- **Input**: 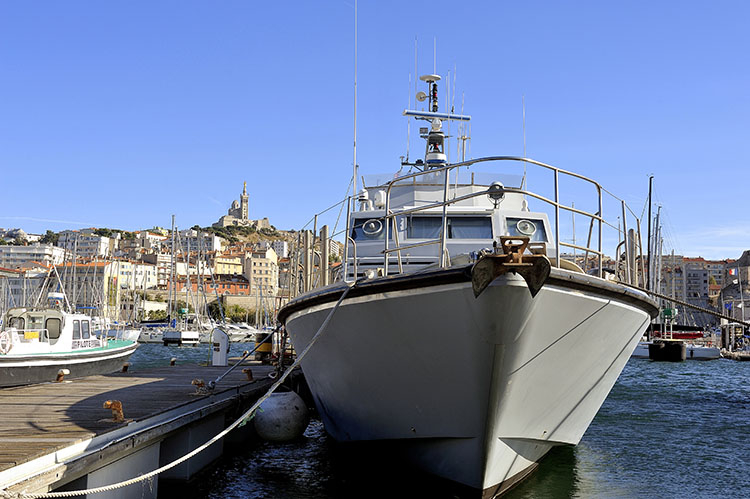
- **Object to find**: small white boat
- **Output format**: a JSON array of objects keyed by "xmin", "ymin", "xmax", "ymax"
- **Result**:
[
  {"xmin": 631, "ymin": 340, "xmax": 651, "ymax": 358},
  {"xmin": 162, "ymin": 328, "xmax": 200, "ymax": 346},
  {"xmin": 138, "ymin": 329, "xmax": 164, "ymax": 343},
  {"xmin": 685, "ymin": 343, "xmax": 720, "ymax": 360},
  {"xmin": 0, "ymin": 294, "xmax": 138, "ymax": 387}
]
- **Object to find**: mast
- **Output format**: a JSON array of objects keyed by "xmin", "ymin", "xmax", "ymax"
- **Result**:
[
  {"xmin": 647, "ymin": 175, "xmax": 653, "ymax": 291},
  {"xmin": 168, "ymin": 215, "xmax": 176, "ymax": 321}
]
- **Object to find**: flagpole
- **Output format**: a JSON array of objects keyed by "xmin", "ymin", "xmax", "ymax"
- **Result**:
[{"xmin": 738, "ymin": 264, "xmax": 745, "ymax": 323}]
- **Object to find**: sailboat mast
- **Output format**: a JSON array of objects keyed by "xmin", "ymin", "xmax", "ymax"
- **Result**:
[{"xmin": 168, "ymin": 215, "xmax": 175, "ymax": 321}]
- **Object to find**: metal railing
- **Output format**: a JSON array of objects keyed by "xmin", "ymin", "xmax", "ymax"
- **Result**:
[{"xmin": 355, "ymin": 156, "xmax": 647, "ymax": 284}]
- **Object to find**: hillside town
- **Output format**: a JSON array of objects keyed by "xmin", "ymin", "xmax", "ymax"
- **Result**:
[
  {"xmin": 0, "ymin": 182, "xmax": 748, "ymax": 328},
  {"xmin": 0, "ymin": 183, "xmax": 342, "ymax": 323}
]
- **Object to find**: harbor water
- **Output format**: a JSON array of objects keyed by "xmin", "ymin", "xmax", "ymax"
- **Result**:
[{"xmin": 129, "ymin": 345, "xmax": 750, "ymax": 498}]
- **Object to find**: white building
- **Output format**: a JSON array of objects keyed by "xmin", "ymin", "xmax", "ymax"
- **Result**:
[
  {"xmin": 167, "ymin": 229, "xmax": 223, "ymax": 253},
  {"xmin": 0, "ymin": 244, "xmax": 67, "ymax": 268},
  {"xmin": 243, "ymin": 246, "xmax": 279, "ymax": 296},
  {"xmin": 271, "ymin": 240, "xmax": 288, "ymax": 259},
  {"xmin": 58, "ymin": 229, "xmax": 117, "ymax": 259}
]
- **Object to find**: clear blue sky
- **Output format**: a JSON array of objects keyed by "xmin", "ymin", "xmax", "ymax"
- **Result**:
[{"xmin": 1, "ymin": 1, "xmax": 748, "ymax": 260}]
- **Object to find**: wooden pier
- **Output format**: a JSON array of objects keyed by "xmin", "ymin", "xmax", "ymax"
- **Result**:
[{"xmin": 0, "ymin": 361, "xmax": 287, "ymax": 498}]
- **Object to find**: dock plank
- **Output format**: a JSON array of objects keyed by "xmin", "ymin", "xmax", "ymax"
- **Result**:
[{"xmin": 0, "ymin": 362, "xmax": 276, "ymax": 480}]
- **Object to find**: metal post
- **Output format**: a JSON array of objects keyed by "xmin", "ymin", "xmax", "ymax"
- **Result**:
[
  {"xmin": 440, "ymin": 169, "xmax": 449, "ymax": 268},
  {"xmin": 312, "ymin": 215, "xmax": 318, "ymax": 288},
  {"xmin": 597, "ymin": 187, "xmax": 603, "ymax": 278},
  {"xmin": 302, "ymin": 231, "xmax": 311, "ymax": 293},
  {"xmin": 621, "ymin": 201, "xmax": 630, "ymax": 284},
  {"xmin": 647, "ymin": 175, "xmax": 653, "ymax": 290},
  {"xmin": 343, "ymin": 194, "xmax": 352, "ymax": 282},
  {"xmin": 321, "ymin": 225, "xmax": 329, "ymax": 287},
  {"xmin": 554, "ymin": 170, "xmax": 560, "ymax": 268}
]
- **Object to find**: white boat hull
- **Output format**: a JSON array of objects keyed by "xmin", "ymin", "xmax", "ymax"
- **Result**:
[
  {"xmin": 283, "ymin": 269, "xmax": 654, "ymax": 495},
  {"xmin": 631, "ymin": 341, "xmax": 721, "ymax": 360}
]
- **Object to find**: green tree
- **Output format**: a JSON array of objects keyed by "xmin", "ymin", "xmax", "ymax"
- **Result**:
[
  {"xmin": 40, "ymin": 230, "xmax": 59, "ymax": 245},
  {"xmin": 147, "ymin": 310, "xmax": 167, "ymax": 320}
]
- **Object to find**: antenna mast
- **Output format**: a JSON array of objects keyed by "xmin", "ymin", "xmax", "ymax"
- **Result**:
[
  {"xmin": 522, "ymin": 95, "xmax": 527, "ymax": 189},
  {"xmin": 352, "ymin": 0, "xmax": 358, "ymax": 202}
]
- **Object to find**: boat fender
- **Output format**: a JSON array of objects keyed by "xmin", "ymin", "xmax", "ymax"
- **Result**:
[
  {"xmin": 0, "ymin": 331, "xmax": 11, "ymax": 354},
  {"xmin": 253, "ymin": 391, "xmax": 309, "ymax": 442}
]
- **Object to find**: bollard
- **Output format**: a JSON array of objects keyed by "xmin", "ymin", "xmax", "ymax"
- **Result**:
[
  {"xmin": 56, "ymin": 369, "xmax": 70, "ymax": 382},
  {"xmin": 170, "ymin": 357, "xmax": 177, "ymax": 366},
  {"xmin": 191, "ymin": 378, "xmax": 209, "ymax": 395},
  {"xmin": 103, "ymin": 400, "xmax": 125, "ymax": 422},
  {"xmin": 121, "ymin": 363, "xmax": 130, "ymax": 373},
  {"xmin": 242, "ymin": 368, "xmax": 254, "ymax": 381}
]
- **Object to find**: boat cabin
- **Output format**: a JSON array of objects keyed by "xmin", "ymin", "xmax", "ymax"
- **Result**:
[{"xmin": 1, "ymin": 307, "xmax": 103, "ymax": 355}]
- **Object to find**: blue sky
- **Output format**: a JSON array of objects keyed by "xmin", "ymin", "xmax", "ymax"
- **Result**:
[{"xmin": 1, "ymin": 1, "xmax": 748, "ymax": 260}]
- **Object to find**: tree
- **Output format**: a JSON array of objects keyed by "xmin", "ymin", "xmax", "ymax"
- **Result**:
[
  {"xmin": 147, "ymin": 310, "xmax": 167, "ymax": 320},
  {"xmin": 709, "ymin": 275, "xmax": 717, "ymax": 286},
  {"xmin": 40, "ymin": 230, "xmax": 59, "ymax": 245}
]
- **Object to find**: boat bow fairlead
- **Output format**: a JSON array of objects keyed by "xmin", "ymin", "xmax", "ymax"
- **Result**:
[{"xmin": 471, "ymin": 236, "xmax": 551, "ymax": 298}]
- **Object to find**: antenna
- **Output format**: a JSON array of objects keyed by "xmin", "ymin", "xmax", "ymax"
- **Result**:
[
  {"xmin": 414, "ymin": 37, "xmax": 418, "ymax": 109},
  {"xmin": 352, "ymin": 0, "xmax": 358, "ymax": 202},
  {"xmin": 522, "ymin": 95, "xmax": 527, "ymax": 190},
  {"xmin": 433, "ymin": 37, "xmax": 437, "ymax": 74},
  {"xmin": 406, "ymin": 73, "xmax": 411, "ymax": 162}
]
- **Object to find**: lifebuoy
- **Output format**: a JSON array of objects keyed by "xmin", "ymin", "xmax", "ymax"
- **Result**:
[{"xmin": 0, "ymin": 331, "xmax": 12, "ymax": 354}]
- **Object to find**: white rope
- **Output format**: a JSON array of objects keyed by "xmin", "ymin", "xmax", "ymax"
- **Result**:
[{"xmin": 6, "ymin": 282, "xmax": 356, "ymax": 498}]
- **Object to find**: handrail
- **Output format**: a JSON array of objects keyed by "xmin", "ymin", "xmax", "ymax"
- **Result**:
[{"xmin": 375, "ymin": 156, "xmax": 646, "ymax": 281}]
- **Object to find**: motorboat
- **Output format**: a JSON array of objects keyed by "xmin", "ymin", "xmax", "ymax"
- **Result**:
[
  {"xmin": 162, "ymin": 328, "xmax": 200, "ymax": 346},
  {"xmin": 0, "ymin": 293, "xmax": 138, "ymax": 387},
  {"xmin": 278, "ymin": 73, "xmax": 658, "ymax": 496}
]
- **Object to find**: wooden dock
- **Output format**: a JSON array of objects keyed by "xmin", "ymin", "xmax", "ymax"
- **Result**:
[{"xmin": 0, "ymin": 361, "xmax": 284, "ymax": 498}]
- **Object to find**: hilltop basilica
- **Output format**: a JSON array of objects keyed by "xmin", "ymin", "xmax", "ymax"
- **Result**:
[{"xmin": 213, "ymin": 182, "xmax": 270, "ymax": 229}]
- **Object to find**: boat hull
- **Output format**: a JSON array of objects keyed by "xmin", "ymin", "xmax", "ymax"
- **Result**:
[
  {"xmin": 282, "ymin": 268, "xmax": 655, "ymax": 495},
  {"xmin": 0, "ymin": 341, "xmax": 138, "ymax": 388}
]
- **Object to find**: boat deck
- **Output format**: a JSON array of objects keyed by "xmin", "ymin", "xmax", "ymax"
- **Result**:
[{"xmin": 0, "ymin": 361, "xmax": 278, "ymax": 493}]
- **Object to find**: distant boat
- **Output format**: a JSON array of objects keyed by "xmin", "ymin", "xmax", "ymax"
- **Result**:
[
  {"xmin": 162, "ymin": 328, "xmax": 200, "ymax": 346},
  {"xmin": 631, "ymin": 323, "xmax": 721, "ymax": 361},
  {"xmin": 0, "ymin": 294, "xmax": 137, "ymax": 387}
]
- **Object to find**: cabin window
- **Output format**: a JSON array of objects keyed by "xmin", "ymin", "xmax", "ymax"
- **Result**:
[
  {"xmin": 407, "ymin": 216, "xmax": 493, "ymax": 239},
  {"xmin": 407, "ymin": 217, "xmax": 442, "ymax": 239},
  {"xmin": 73, "ymin": 320, "xmax": 81, "ymax": 339},
  {"xmin": 448, "ymin": 217, "xmax": 493, "ymax": 239},
  {"xmin": 351, "ymin": 218, "xmax": 385, "ymax": 241},
  {"xmin": 81, "ymin": 321, "xmax": 90, "ymax": 339},
  {"xmin": 46, "ymin": 318, "xmax": 61, "ymax": 340},
  {"xmin": 9, "ymin": 317, "xmax": 24, "ymax": 330},
  {"xmin": 28, "ymin": 316, "xmax": 44, "ymax": 332}
]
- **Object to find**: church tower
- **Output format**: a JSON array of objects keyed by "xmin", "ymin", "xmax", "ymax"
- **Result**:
[{"xmin": 241, "ymin": 181, "xmax": 249, "ymax": 220}]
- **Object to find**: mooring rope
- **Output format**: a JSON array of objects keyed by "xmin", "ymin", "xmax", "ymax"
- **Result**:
[
  {"xmin": 3, "ymin": 282, "xmax": 356, "ymax": 498},
  {"xmin": 208, "ymin": 329, "xmax": 276, "ymax": 390},
  {"xmin": 622, "ymin": 282, "xmax": 750, "ymax": 329}
]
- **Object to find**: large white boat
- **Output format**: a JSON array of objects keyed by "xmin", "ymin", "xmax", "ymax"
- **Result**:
[
  {"xmin": 0, "ymin": 294, "xmax": 138, "ymax": 388},
  {"xmin": 278, "ymin": 74, "xmax": 658, "ymax": 496}
]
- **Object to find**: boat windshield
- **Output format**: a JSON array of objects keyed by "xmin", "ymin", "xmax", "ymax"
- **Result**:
[{"xmin": 407, "ymin": 216, "xmax": 493, "ymax": 239}]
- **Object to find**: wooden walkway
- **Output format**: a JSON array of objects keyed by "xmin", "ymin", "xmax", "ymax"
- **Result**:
[{"xmin": 0, "ymin": 361, "xmax": 277, "ymax": 492}]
